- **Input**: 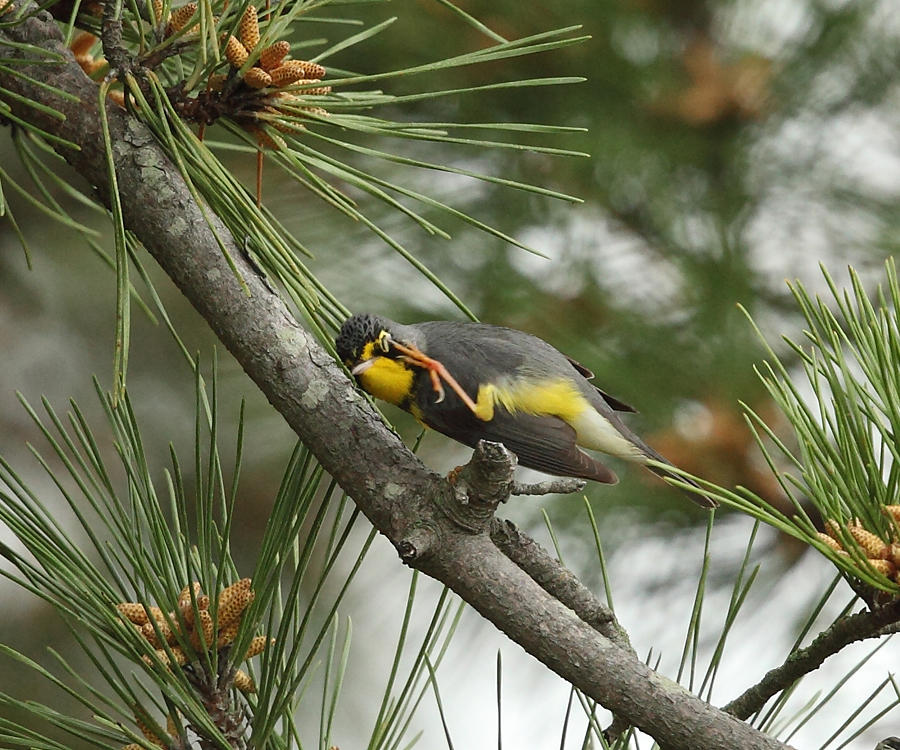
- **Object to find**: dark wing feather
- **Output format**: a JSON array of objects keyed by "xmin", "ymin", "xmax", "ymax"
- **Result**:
[
  {"xmin": 564, "ymin": 355, "xmax": 636, "ymax": 413},
  {"xmin": 420, "ymin": 394, "xmax": 618, "ymax": 484}
]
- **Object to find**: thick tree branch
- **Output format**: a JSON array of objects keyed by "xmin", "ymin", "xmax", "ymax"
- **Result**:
[
  {"xmin": 723, "ymin": 598, "xmax": 900, "ymax": 720},
  {"xmin": 0, "ymin": 10, "xmax": 794, "ymax": 749}
]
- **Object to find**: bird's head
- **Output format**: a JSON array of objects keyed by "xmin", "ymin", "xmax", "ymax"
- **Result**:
[
  {"xmin": 336, "ymin": 314, "xmax": 430, "ymax": 406},
  {"xmin": 336, "ymin": 313, "xmax": 403, "ymax": 375}
]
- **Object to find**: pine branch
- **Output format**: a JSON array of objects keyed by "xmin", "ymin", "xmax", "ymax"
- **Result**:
[
  {"xmin": 0, "ymin": 8, "xmax": 794, "ymax": 750},
  {"xmin": 723, "ymin": 598, "xmax": 900, "ymax": 720}
]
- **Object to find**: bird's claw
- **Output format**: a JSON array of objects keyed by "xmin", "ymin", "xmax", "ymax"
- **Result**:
[{"xmin": 429, "ymin": 369, "xmax": 446, "ymax": 403}]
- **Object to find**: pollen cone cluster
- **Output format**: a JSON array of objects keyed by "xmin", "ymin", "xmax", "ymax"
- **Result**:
[
  {"xmin": 116, "ymin": 578, "xmax": 273, "ymax": 694},
  {"xmin": 219, "ymin": 5, "xmax": 331, "ymax": 148},
  {"xmin": 122, "ymin": 712, "xmax": 181, "ymax": 750},
  {"xmin": 817, "ymin": 506, "xmax": 900, "ymax": 587}
]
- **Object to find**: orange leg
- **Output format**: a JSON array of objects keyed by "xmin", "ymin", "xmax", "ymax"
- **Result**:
[{"xmin": 389, "ymin": 340, "xmax": 479, "ymax": 416}]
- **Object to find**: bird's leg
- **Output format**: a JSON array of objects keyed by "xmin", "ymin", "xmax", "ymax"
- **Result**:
[{"xmin": 388, "ymin": 340, "xmax": 480, "ymax": 416}]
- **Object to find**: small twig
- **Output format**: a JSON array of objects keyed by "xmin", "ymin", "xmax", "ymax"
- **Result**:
[
  {"xmin": 490, "ymin": 517, "xmax": 636, "ymax": 741},
  {"xmin": 100, "ymin": 0, "xmax": 133, "ymax": 77},
  {"xmin": 490, "ymin": 517, "xmax": 631, "ymax": 650},
  {"xmin": 723, "ymin": 598, "xmax": 900, "ymax": 719},
  {"xmin": 511, "ymin": 477, "xmax": 586, "ymax": 496}
]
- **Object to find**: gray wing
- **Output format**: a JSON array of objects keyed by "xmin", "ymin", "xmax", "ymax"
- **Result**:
[
  {"xmin": 420, "ymin": 397, "xmax": 618, "ymax": 484},
  {"xmin": 564, "ymin": 355, "xmax": 637, "ymax": 413}
]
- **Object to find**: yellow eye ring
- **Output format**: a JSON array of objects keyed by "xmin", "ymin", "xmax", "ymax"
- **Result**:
[{"xmin": 378, "ymin": 331, "xmax": 392, "ymax": 353}]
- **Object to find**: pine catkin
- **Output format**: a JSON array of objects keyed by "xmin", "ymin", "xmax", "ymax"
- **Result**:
[
  {"xmin": 224, "ymin": 34, "xmax": 249, "ymax": 68},
  {"xmin": 847, "ymin": 523, "xmax": 890, "ymax": 560},
  {"xmin": 259, "ymin": 40, "xmax": 290, "ymax": 71},
  {"xmin": 239, "ymin": 5, "xmax": 260, "ymax": 51},
  {"xmin": 167, "ymin": 2, "xmax": 197, "ymax": 33},
  {"xmin": 233, "ymin": 668, "xmax": 255, "ymax": 693},
  {"xmin": 217, "ymin": 578, "xmax": 253, "ymax": 628},
  {"xmin": 243, "ymin": 67, "xmax": 273, "ymax": 89}
]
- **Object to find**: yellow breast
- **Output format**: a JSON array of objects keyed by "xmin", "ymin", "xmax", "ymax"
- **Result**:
[{"xmin": 357, "ymin": 355, "xmax": 415, "ymax": 407}]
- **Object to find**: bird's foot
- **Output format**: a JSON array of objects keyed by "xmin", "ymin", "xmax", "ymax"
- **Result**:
[{"xmin": 391, "ymin": 340, "xmax": 480, "ymax": 416}]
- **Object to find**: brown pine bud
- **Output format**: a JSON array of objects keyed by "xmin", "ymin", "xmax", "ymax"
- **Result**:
[
  {"xmin": 177, "ymin": 582, "xmax": 202, "ymax": 608},
  {"xmin": 107, "ymin": 89, "xmax": 126, "ymax": 108},
  {"xmin": 117, "ymin": 602, "xmax": 150, "ymax": 625},
  {"xmin": 884, "ymin": 505, "xmax": 900, "ymax": 524},
  {"xmin": 167, "ymin": 2, "xmax": 197, "ymax": 33},
  {"xmin": 300, "ymin": 106, "xmax": 328, "ymax": 117},
  {"xmin": 142, "ymin": 646, "xmax": 187, "ymax": 668},
  {"xmin": 259, "ymin": 40, "xmax": 290, "ymax": 71},
  {"xmin": 224, "ymin": 34, "xmax": 249, "ymax": 68},
  {"xmin": 71, "ymin": 31, "xmax": 97, "ymax": 57},
  {"xmin": 267, "ymin": 90, "xmax": 298, "ymax": 106},
  {"xmin": 865, "ymin": 558, "xmax": 896, "ymax": 578},
  {"xmin": 823, "ymin": 519, "xmax": 842, "ymax": 541},
  {"xmin": 292, "ymin": 82, "xmax": 331, "ymax": 96},
  {"xmin": 259, "ymin": 107, "xmax": 303, "ymax": 133},
  {"xmin": 217, "ymin": 578, "xmax": 253, "ymax": 628},
  {"xmin": 243, "ymin": 67, "xmax": 273, "ymax": 89},
  {"xmin": 181, "ymin": 593, "xmax": 209, "ymax": 625},
  {"xmin": 76, "ymin": 54, "xmax": 107, "ymax": 75},
  {"xmin": 271, "ymin": 118, "xmax": 304, "ymax": 134},
  {"xmin": 890, "ymin": 543, "xmax": 900, "ymax": 568},
  {"xmin": 847, "ymin": 523, "xmax": 890, "ymax": 559},
  {"xmin": 239, "ymin": 4, "xmax": 260, "ymax": 51},
  {"xmin": 217, "ymin": 620, "xmax": 241, "ymax": 647},
  {"xmin": 233, "ymin": 668, "xmax": 255, "ymax": 693},
  {"xmin": 140, "ymin": 619, "xmax": 177, "ymax": 648},
  {"xmin": 253, "ymin": 127, "xmax": 287, "ymax": 151},
  {"xmin": 150, "ymin": 0, "xmax": 164, "ymax": 23},
  {"xmin": 117, "ymin": 603, "xmax": 164, "ymax": 625},
  {"xmin": 0, "ymin": 0, "xmax": 15, "ymax": 14},
  {"xmin": 206, "ymin": 73, "xmax": 228, "ymax": 91},
  {"xmin": 136, "ymin": 716, "xmax": 163, "ymax": 746},
  {"xmin": 268, "ymin": 59, "xmax": 325, "ymax": 86},
  {"xmin": 816, "ymin": 532, "xmax": 843, "ymax": 552},
  {"xmin": 245, "ymin": 635, "xmax": 274, "ymax": 659},
  {"xmin": 190, "ymin": 609, "xmax": 215, "ymax": 650}
]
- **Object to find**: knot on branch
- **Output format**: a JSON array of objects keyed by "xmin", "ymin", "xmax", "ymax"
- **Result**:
[
  {"xmin": 395, "ymin": 525, "xmax": 438, "ymax": 565},
  {"xmin": 436, "ymin": 441, "xmax": 587, "ymax": 535},
  {"xmin": 437, "ymin": 440, "xmax": 516, "ymax": 533}
]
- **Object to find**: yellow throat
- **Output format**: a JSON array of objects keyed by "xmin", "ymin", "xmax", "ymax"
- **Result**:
[{"xmin": 355, "ymin": 341, "xmax": 415, "ymax": 406}]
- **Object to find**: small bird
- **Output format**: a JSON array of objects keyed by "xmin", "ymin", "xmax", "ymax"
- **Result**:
[{"xmin": 336, "ymin": 313, "xmax": 716, "ymax": 508}]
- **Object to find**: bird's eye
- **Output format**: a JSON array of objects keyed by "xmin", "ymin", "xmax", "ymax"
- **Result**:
[{"xmin": 377, "ymin": 331, "xmax": 392, "ymax": 353}]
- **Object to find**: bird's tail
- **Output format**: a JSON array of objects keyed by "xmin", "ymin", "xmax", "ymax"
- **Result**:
[
  {"xmin": 645, "ymin": 462, "xmax": 718, "ymax": 508},
  {"xmin": 634, "ymin": 444, "xmax": 718, "ymax": 508}
]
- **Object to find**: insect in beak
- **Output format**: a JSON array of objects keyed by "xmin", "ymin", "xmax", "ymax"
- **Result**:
[{"xmin": 351, "ymin": 359, "xmax": 376, "ymax": 376}]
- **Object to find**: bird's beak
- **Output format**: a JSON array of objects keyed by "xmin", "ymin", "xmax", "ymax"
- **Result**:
[{"xmin": 351, "ymin": 359, "xmax": 376, "ymax": 376}]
